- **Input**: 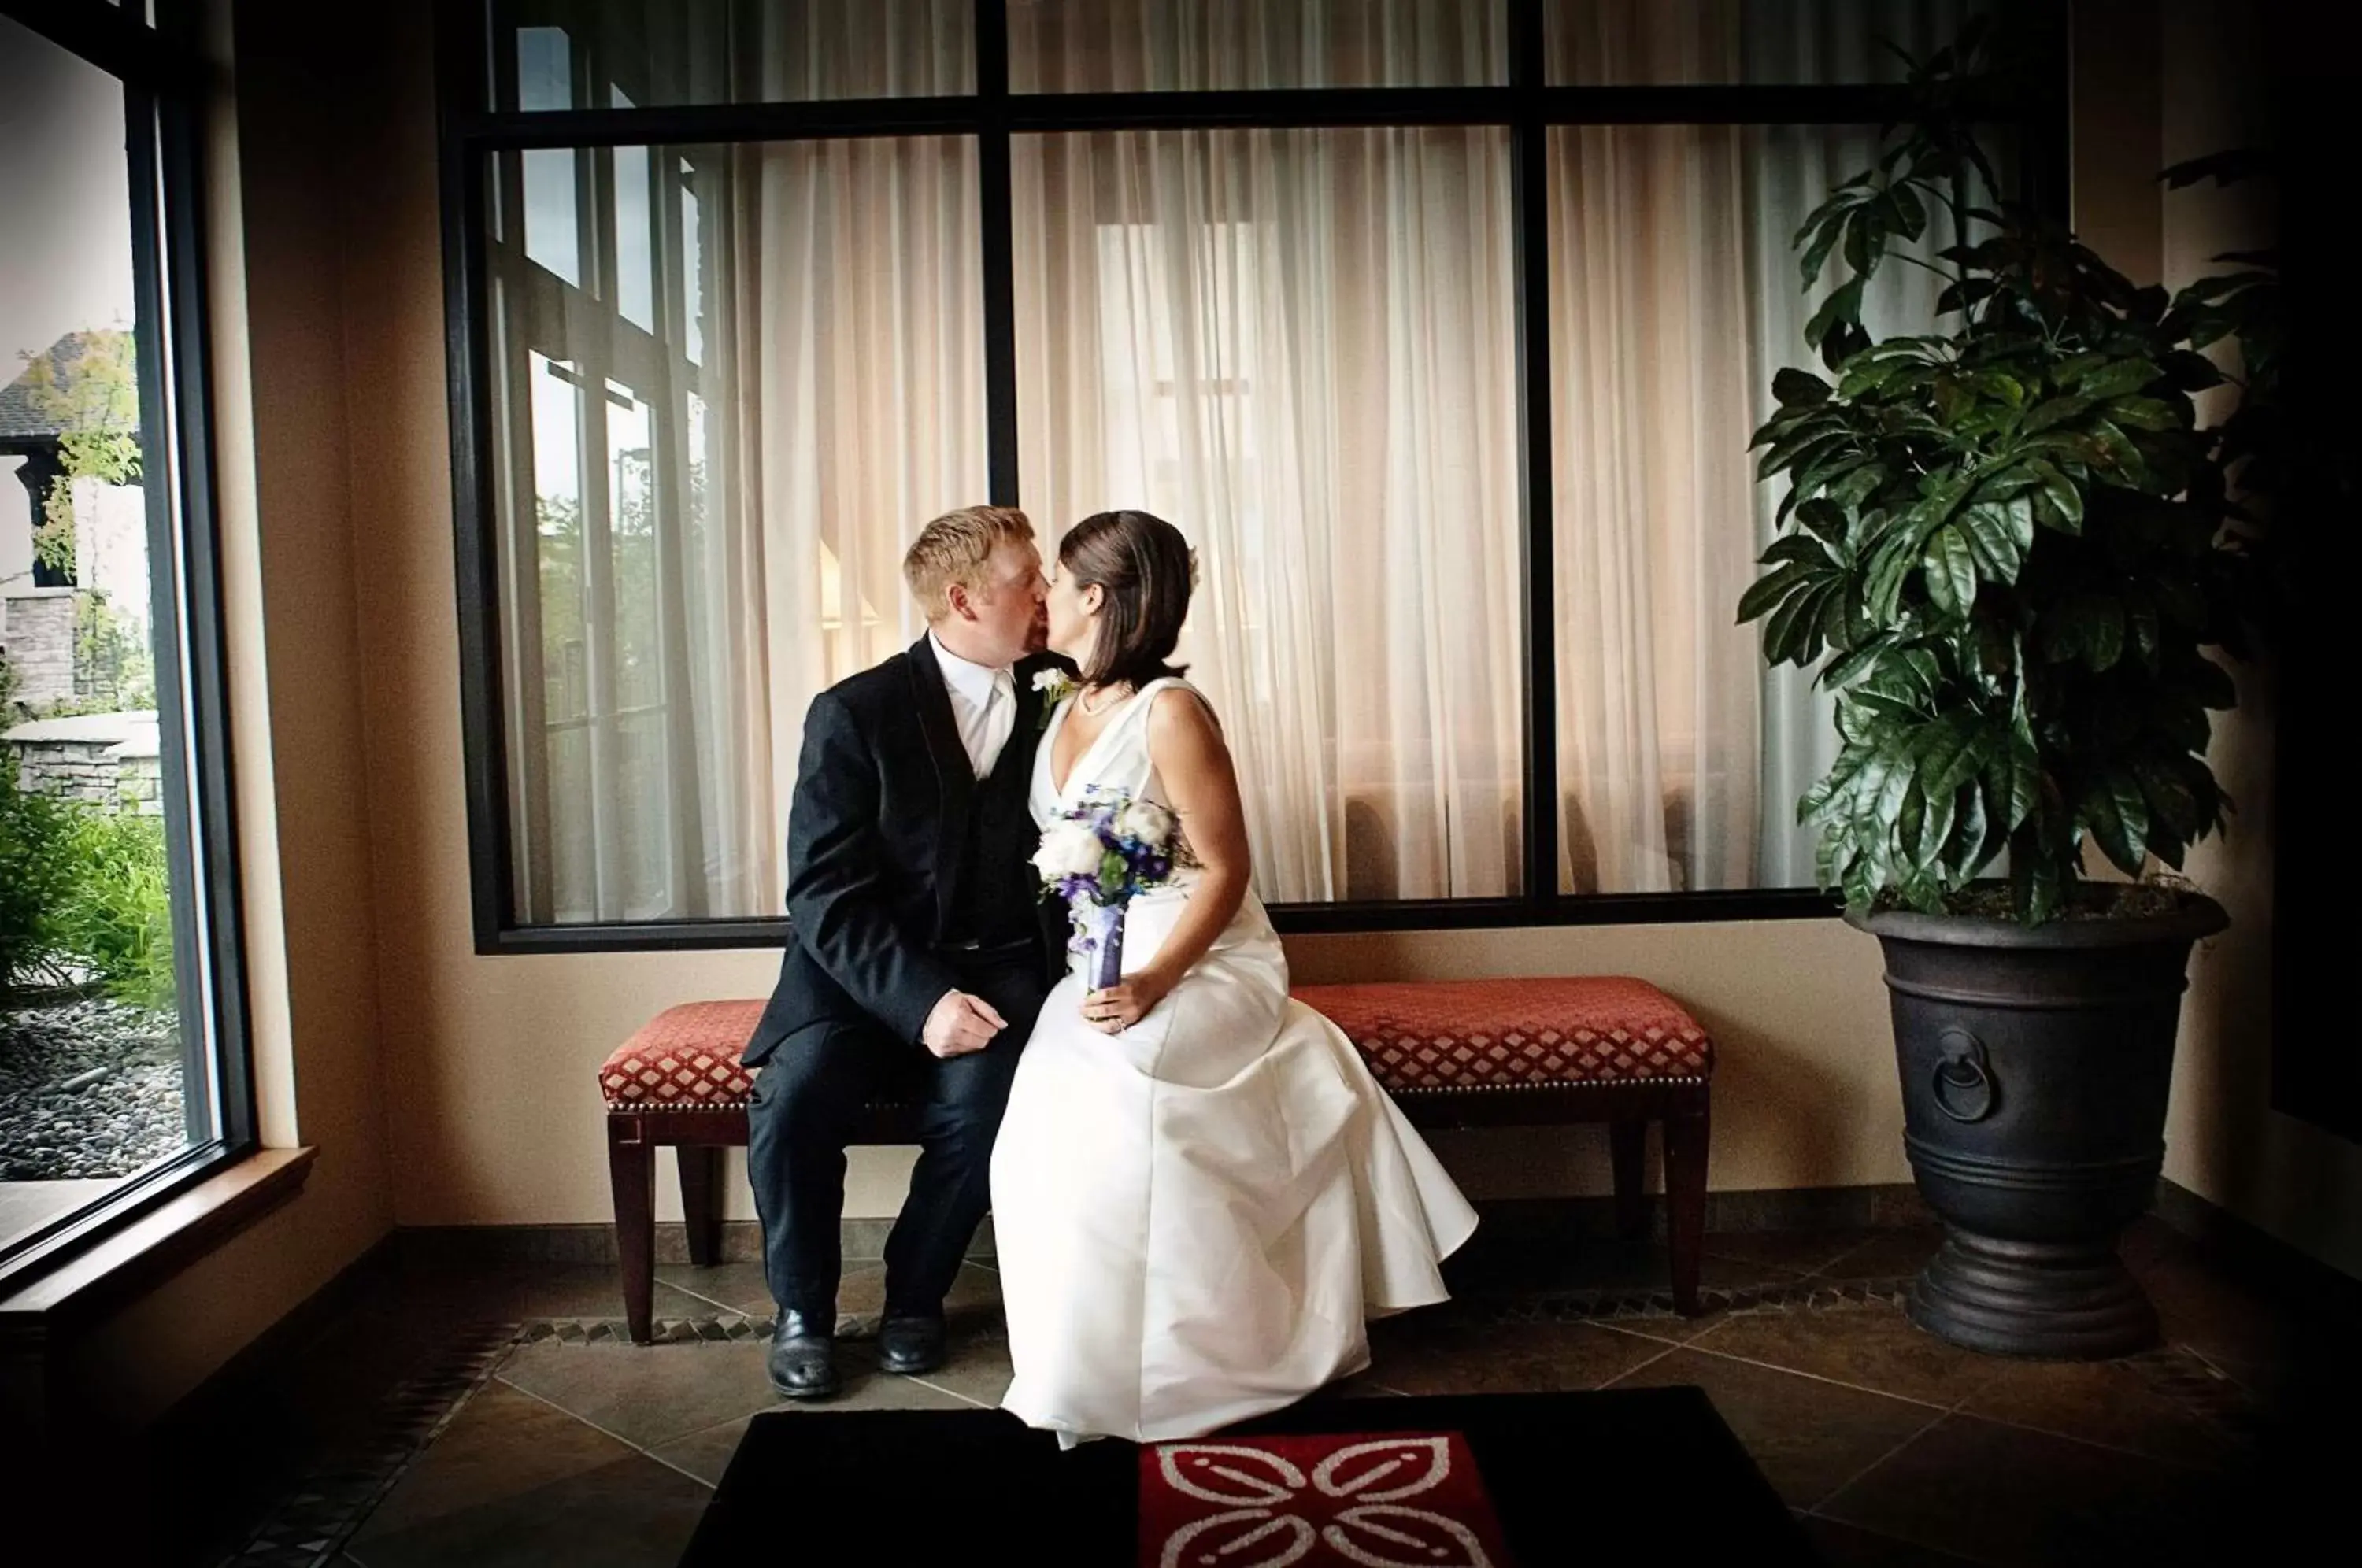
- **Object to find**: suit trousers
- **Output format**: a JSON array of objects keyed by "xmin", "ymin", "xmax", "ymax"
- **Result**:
[{"xmin": 746, "ymin": 950, "xmax": 1050, "ymax": 1320}]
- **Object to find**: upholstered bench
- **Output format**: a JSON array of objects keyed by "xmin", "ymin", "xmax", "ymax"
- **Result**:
[{"xmin": 601, "ymin": 978, "xmax": 1715, "ymax": 1344}]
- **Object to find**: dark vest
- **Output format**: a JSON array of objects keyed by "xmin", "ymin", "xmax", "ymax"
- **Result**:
[{"xmin": 942, "ymin": 732, "xmax": 1044, "ymax": 949}]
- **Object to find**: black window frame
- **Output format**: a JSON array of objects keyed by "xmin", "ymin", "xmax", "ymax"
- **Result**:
[
  {"xmin": 435, "ymin": 0, "xmax": 2066, "ymax": 954},
  {"xmin": 0, "ymin": 0, "xmax": 256, "ymax": 1285}
]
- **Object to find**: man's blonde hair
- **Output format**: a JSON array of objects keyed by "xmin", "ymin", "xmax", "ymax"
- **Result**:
[{"xmin": 903, "ymin": 505, "xmax": 1035, "ymax": 621}]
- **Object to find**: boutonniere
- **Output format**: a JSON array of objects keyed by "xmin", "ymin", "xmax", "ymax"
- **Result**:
[{"xmin": 1032, "ymin": 668, "xmax": 1076, "ymax": 730}]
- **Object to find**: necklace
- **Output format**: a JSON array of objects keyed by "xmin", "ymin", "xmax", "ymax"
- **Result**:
[{"xmin": 1075, "ymin": 682, "xmax": 1132, "ymax": 717}]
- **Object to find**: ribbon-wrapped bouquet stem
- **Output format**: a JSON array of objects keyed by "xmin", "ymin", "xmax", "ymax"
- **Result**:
[{"xmin": 1032, "ymin": 786, "xmax": 1178, "ymax": 992}]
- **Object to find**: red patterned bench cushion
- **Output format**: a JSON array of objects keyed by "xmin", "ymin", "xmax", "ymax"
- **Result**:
[
  {"xmin": 1291, "ymin": 976, "xmax": 1713, "ymax": 1093},
  {"xmin": 599, "ymin": 978, "xmax": 1712, "ymax": 1111},
  {"xmin": 600, "ymin": 1000, "xmax": 764, "ymax": 1109}
]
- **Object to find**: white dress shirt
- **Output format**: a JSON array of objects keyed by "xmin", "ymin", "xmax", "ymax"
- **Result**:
[{"xmin": 929, "ymin": 631, "xmax": 1016, "ymax": 779}]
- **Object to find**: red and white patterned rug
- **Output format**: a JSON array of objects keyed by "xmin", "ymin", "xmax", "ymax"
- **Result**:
[{"xmin": 1138, "ymin": 1430, "xmax": 1512, "ymax": 1567}]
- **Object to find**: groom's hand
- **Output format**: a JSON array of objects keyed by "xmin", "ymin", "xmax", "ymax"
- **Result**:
[{"xmin": 922, "ymin": 989, "xmax": 1008, "ymax": 1058}]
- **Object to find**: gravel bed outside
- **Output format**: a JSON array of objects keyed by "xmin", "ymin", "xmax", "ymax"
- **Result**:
[{"xmin": 1, "ymin": 995, "xmax": 187, "ymax": 1181}]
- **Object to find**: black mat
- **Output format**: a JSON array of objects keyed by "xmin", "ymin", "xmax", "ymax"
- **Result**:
[{"xmin": 683, "ymin": 1388, "xmax": 1818, "ymax": 1564}]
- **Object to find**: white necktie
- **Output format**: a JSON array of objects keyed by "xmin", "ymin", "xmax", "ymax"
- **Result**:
[{"xmin": 975, "ymin": 667, "xmax": 1015, "ymax": 778}]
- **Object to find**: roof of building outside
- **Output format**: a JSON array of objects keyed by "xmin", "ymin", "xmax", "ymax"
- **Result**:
[{"xmin": 0, "ymin": 330, "xmax": 139, "ymax": 442}]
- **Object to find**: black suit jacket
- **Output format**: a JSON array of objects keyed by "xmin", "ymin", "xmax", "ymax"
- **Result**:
[{"xmin": 743, "ymin": 636, "xmax": 1067, "ymax": 1066}]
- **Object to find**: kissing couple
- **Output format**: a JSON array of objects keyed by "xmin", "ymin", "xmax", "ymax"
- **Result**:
[{"xmin": 739, "ymin": 504, "xmax": 1476, "ymax": 1446}]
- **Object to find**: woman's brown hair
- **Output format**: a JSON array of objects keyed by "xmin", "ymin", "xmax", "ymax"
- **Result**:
[{"xmin": 1061, "ymin": 509, "xmax": 1194, "ymax": 689}]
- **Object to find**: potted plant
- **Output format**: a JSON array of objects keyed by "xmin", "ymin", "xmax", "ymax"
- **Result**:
[{"xmin": 1741, "ymin": 23, "xmax": 2277, "ymax": 1357}]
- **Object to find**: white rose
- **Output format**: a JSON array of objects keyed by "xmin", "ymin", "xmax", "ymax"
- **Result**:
[
  {"xmin": 1032, "ymin": 822, "xmax": 1106, "ymax": 880},
  {"xmin": 1115, "ymin": 800, "xmax": 1175, "ymax": 847}
]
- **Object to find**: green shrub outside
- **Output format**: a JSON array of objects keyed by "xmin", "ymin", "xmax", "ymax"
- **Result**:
[{"xmin": 0, "ymin": 746, "xmax": 176, "ymax": 1011}]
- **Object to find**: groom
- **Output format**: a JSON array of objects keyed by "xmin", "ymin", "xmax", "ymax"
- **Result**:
[{"xmin": 742, "ymin": 505, "xmax": 1065, "ymax": 1400}]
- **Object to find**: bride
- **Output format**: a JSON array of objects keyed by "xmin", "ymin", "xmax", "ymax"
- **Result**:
[{"xmin": 990, "ymin": 508, "xmax": 1478, "ymax": 1446}]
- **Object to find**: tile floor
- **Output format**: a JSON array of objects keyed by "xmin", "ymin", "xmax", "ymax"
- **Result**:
[{"xmin": 178, "ymin": 1215, "xmax": 2345, "ymax": 1568}]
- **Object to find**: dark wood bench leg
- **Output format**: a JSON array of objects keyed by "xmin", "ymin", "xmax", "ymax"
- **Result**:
[
  {"xmin": 1609, "ymin": 1119, "xmax": 1649, "ymax": 1241},
  {"xmin": 1664, "ymin": 1100, "xmax": 1711, "ymax": 1316},
  {"xmin": 679, "ymin": 1144, "xmax": 724, "ymax": 1267},
  {"xmin": 607, "ymin": 1119, "xmax": 656, "ymax": 1344}
]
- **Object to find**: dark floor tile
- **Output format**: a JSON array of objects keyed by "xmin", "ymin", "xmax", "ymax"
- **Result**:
[
  {"xmin": 495, "ymin": 1335, "xmax": 972, "ymax": 1451},
  {"xmin": 1959, "ymin": 1352, "xmax": 2252, "ymax": 1469},
  {"xmin": 352, "ymin": 1381, "xmax": 640, "ymax": 1543},
  {"xmin": 655, "ymin": 1259, "xmax": 1004, "ymax": 1341},
  {"xmin": 342, "ymin": 1451, "xmax": 709, "ymax": 1568},
  {"xmin": 1368, "ymin": 1316, "xmax": 1678, "ymax": 1397},
  {"xmin": 1814, "ymin": 1226, "xmax": 1943, "ymax": 1281},
  {"xmin": 1608, "ymin": 1348, "xmax": 1939, "ymax": 1509},
  {"xmin": 652, "ymin": 1260, "xmax": 780, "ymax": 1318},
  {"xmin": 1819, "ymin": 1413, "xmax": 2242, "ymax": 1566},
  {"xmin": 492, "ymin": 1339, "xmax": 781, "ymax": 1450},
  {"xmin": 2119, "ymin": 1214, "xmax": 2197, "ymax": 1278},
  {"xmin": 1702, "ymin": 1229, "xmax": 1885, "ymax": 1277},
  {"xmin": 645, "ymin": 1414, "xmax": 753, "ymax": 1487},
  {"xmin": 1801, "ymin": 1514, "xmax": 1986, "ymax": 1566},
  {"xmin": 907, "ymin": 1332, "xmax": 1014, "ymax": 1408},
  {"xmin": 1448, "ymin": 1233, "xmax": 1807, "ymax": 1295},
  {"xmin": 391, "ymin": 1261, "xmax": 713, "ymax": 1325},
  {"xmin": 2138, "ymin": 1248, "xmax": 2305, "ymax": 1387},
  {"xmin": 1692, "ymin": 1301, "xmax": 2000, "ymax": 1408}
]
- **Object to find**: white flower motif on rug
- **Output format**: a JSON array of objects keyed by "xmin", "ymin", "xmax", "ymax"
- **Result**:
[{"xmin": 1143, "ymin": 1434, "xmax": 1506, "ymax": 1568}]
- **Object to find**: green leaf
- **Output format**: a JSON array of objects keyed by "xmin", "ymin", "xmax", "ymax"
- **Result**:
[
  {"xmin": 1792, "ymin": 497, "xmax": 1850, "ymax": 545},
  {"xmin": 1956, "ymin": 503, "xmax": 2025, "ymax": 581},
  {"xmin": 1923, "ymin": 526, "xmax": 1978, "ymax": 616},
  {"xmin": 1804, "ymin": 275, "xmax": 1868, "ymax": 353},
  {"xmin": 2002, "ymin": 721, "xmax": 2042, "ymax": 833},
  {"xmin": 1968, "ymin": 371, "xmax": 2026, "ymax": 407},
  {"xmin": 2082, "ymin": 597, "xmax": 2126, "ymax": 672},
  {"xmin": 2105, "ymin": 395, "xmax": 2183, "ymax": 431},
  {"xmin": 1764, "ymin": 580, "xmax": 1837, "ymax": 667},
  {"xmin": 1886, "ymin": 180, "xmax": 1927, "ymax": 240},
  {"xmin": 2023, "ymin": 394, "xmax": 2097, "ymax": 435},
  {"xmin": 1772, "ymin": 368, "xmax": 1831, "ymax": 406},
  {"xmin": 1737, "ymin": 560, "xmax": 1814, "ymax": 625},
  {"xmin": 1759, "ymin": 533, "xmax": 1835, "ymax": 568},
  {"xmin": 2134, "ymin": 756, "xmax": 2202, "ymax": 840},
  {"xmin": 2026, "ymin": 458, "xmax": 2084, "ymax": 531},
  {"xmin": 2082, "ymin": 771, "xmax": 2152, "ymax": 875},
  {"xmin": 2074, "ymin": 357, "xmax": 2163, "ymax": 399}
]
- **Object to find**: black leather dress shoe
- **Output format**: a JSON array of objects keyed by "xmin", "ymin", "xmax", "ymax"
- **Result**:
[
  {"xmin": 768, "ymin": 1309, "xmax": 839, "ymax": 1400},
  {"xmin": 877, "ymin": 1310, "xmax": 947, "ymax": 1376}
]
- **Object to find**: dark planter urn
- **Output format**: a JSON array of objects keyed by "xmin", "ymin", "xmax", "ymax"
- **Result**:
[{"xmin": 1849, "ymin": 893, "xmax": 2227, "ymax": 1359}]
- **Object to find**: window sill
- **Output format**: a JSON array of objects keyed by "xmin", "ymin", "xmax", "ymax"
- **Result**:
[{"xmin": 0, "ymin": 1147, "xmax": 316, "ymax": 1337}]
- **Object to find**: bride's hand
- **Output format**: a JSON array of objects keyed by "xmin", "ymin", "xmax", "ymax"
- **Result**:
[{"xmin": 1081, "ymin": 971, "xmax": 1170, "ymax": 1034}]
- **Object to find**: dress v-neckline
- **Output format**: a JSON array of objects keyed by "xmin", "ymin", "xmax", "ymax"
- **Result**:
[{"xmin": 1046, "ymin": 684, "xmax": 1153, "ymax": 801}]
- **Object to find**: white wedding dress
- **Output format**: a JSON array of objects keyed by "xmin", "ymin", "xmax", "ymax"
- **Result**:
[{"xmin": 990, "ymin": 679, "xmax": 1479, "ymax": 1446}]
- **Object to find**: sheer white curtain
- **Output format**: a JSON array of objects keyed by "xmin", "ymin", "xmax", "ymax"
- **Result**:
[
  {"xmin": 1013, "ymin": 124, "xmax": 1524, "ymax": 902},
  {"xmin": 1547, "ymin": 0, "xmax": 1974, "ymax": 83},
  {"xmin": 731, "ymin": 135, "xmax": 989, "ymax": 904},
  {"xmin": 1549, "ymin": 124, "xmax": 1763, "ymax": 893},
  {"xmin": 1009, "ymin": 0, "xmax": 1501, "ymax": 91},
  {"xmin": 1544, "ymin": 2, "xmax": 1976, "ymax": 893},
  {"xmin": 492, "ymin": 132, "xmax": 983, "ymax": 923}
]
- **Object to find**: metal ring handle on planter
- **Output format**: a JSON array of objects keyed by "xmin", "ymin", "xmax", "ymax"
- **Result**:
[{"xmin": 1931, "ymin": 1028, "xmax": 1996, "ymax": 1123}]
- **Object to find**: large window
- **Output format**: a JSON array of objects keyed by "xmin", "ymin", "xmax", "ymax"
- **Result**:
[
  {"xmin": 442, "ymin": 0, "xmax": 2058, "ymax": 945},
  {"xmin": 0, "ymin": 2, "xmax": 251, "ymax": 1277}
]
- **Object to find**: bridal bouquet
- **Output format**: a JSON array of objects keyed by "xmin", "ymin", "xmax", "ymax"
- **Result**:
[{"xmin": 1032, "ymin": 786, "xmax": 1177, "ymax": 990}]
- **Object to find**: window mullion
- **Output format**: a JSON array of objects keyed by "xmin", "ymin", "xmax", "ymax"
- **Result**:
[
  {"xmin": 977, "ymin": 0, "xmax": 1020, "ymax": 505},
  {"xmin": 1509, "ymin": 0, "xmax": 1557, "ymax": 908}
]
